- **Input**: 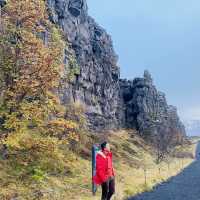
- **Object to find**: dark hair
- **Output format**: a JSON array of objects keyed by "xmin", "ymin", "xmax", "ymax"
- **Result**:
[{"xmin": 100, "ymin": 141, "xmax": 107, "ymax": 150}]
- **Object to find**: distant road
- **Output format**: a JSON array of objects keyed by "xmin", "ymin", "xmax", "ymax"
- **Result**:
[{"xmin": 128, "ymin": 142, "xmax": 200, "ymax": 200}]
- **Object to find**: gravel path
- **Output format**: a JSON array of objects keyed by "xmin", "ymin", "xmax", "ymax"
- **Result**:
[{"xmin": 128, "ymin": 142, "xmax": 200, "ymax": 200}]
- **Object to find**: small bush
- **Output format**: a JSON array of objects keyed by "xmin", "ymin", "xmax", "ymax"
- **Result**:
[{"xmin": 30, "ymin": 167, "xmax": 46, "ymax": 182}]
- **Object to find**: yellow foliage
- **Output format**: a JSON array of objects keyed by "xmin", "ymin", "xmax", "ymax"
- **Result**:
[
  {"xmin": 0, "ymin": 0, "xmax": 82, "ymax": 175},
  {"xmin": 0, "ymin": 1, "xmax": 86, "ymax": 199},
  {"xmin": 0, "ymin": 0, "xmax": 80, "ymax": 143},
  {"xmin": 46, "ymin": 118, "xmax": 79, "ymax": 141},
  {"xmin": 48, "ymin": 119, "xmax": 77, "ymax": 130},
  {"xmin": 65, "ymin": 101, "xmax": 86, "ymax": 129}
]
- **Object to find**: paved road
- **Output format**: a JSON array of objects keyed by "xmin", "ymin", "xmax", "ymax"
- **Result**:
[{"xmin": 128, "ymin": 142, "xmax": 200, "ymax": 200}]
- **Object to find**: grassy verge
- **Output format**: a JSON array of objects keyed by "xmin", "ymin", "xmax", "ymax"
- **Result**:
[{"xmin": 0, "ymin": 130, "xmax": 197, "ymax": 200}]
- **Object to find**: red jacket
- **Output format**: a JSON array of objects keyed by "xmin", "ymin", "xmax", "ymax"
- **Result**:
[{"xmin": 93, "ymin": 150, "xmax": 115, "ymax": 185}]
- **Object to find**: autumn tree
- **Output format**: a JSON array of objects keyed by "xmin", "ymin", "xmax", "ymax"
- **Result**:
[{"xmin": 0, "ymin": 0, "xmax": 80, "ymax": 155}]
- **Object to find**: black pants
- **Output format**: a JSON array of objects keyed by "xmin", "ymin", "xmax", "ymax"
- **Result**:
[{"xmin": 101, "ymin": 177, "xmax": 115, "ymax": 200}]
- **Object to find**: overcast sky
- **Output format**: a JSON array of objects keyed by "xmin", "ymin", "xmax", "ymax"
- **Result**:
[{"xmin": 87, "ymin": 0, "xmax": 200, "ymax": 122}]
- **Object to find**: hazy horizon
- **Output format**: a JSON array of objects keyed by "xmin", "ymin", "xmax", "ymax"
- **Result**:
[{"xmin": 87, "ymin": 0, "xmax": 200, "ymax": 123}]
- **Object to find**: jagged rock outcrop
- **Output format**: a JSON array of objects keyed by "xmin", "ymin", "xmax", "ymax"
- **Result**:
[
  {"xmin": 46, "ymin": 0, "xmax": 185, "ymax": 139},
  {"xmin": 47, "ymin": 0, "xmax": 120, "ymax": 130},
  {"xmin": 120, "ymin": 70, "xmax": 186, "ymax": 140}
]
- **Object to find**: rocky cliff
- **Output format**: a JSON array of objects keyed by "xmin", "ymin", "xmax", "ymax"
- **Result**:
[
  {"xmin": 47, "ymin": 0, "xmax": 121, "ymax": 130},
  {"xmin": 46, "ymin": 0, "xmax": 185, "ymax": 138},
  {"xmin": 120, "ymin": 71, "xmax": 186, "ymax": 140}
]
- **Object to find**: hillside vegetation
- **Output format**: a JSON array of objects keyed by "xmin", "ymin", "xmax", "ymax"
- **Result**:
[{"xmin": 0, "ymin": 129, "xmax": 197, "ymax": 200}]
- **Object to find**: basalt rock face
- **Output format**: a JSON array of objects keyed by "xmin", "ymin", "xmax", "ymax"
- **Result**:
[
  {"xmin": 46, "ymin": 0, "xmax": 185, "ymax": 138},
  {"xmin": 120, "ymin": 71, "xmax": 186, "ymax": 140},
  {"xmin": 47, "ymin": 0, "xmax": 120, "ymax": 130}
]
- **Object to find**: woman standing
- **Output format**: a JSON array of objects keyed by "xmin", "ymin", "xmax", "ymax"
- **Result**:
[{"xmin": 93, "ymin": 141, "xmax": 115, "ymax": 200}]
